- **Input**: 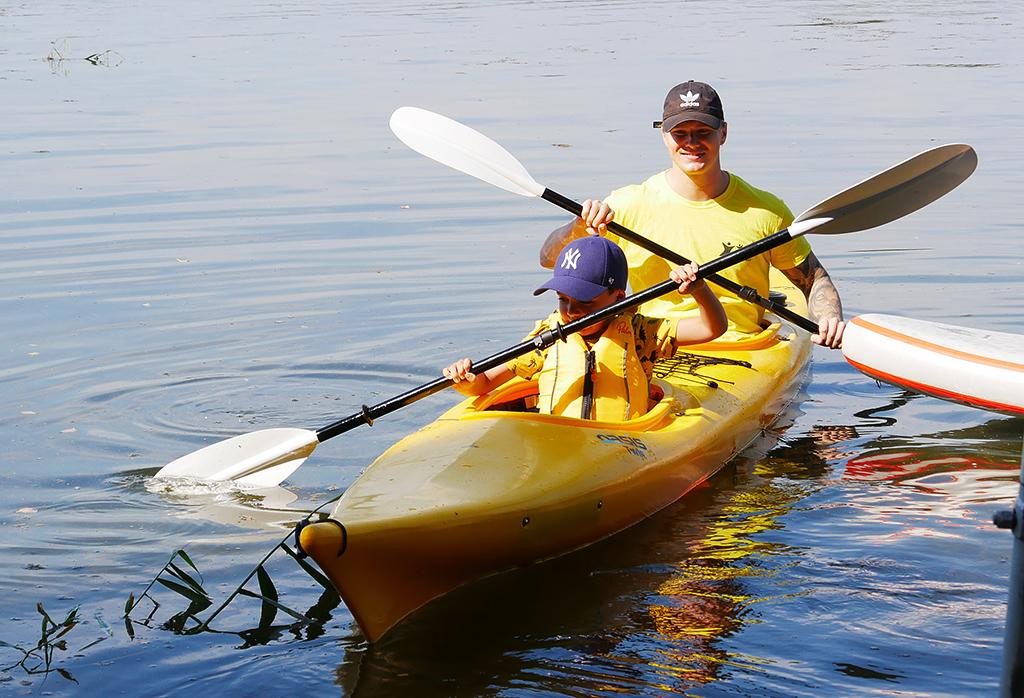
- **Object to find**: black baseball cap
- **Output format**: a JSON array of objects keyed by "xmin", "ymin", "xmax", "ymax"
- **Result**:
[{"xmin": 654, "ymin": 81, "xmax": 725, "ymax": 131}]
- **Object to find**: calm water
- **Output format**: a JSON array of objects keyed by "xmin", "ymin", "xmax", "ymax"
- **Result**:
[{"xmin": 2, "ymin": 1, "xmax": 1023, "ymax": 695}]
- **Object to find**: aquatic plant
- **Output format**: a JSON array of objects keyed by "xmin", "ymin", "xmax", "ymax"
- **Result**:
[
  {"xmin": 0, "ymin": 603, "xmax": 112, "ymax": 685},
  {"xmin": 125, "ymin": 512, "xmax": 340, "ymax": 641}
]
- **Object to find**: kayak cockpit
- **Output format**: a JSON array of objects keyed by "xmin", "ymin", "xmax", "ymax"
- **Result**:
[
  {"xmin": 449, "ymin": 320, "xmax": 786, "ymax": 430},
  {"xmin": 452, "ymin": 376, "xmax": 688, "ymax": 433}
]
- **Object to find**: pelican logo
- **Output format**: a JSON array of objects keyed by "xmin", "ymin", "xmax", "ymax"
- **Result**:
[
  {"xmin": 561, "ymin": 247, "xmax": 581, "ymax": 270},
  {"xmin": 680, "ymin": 91, "xmax": 701, "ymax": 108}
]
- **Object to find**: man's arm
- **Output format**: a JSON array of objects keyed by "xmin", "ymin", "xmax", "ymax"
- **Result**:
[
  {"xmin": 540, "ymin": 219, "xmax": 585, "ymax": 268},
  {"xmin": 780, "ymin": 251, "xmax": 846, "ymax": 349}
]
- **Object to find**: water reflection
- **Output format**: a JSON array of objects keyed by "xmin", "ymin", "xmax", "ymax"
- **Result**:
[
  {"xmin": 645, "ymin": 422, "xmax": 849, "ymax": 691},
  {"xmin": 844, "ymin": 415, "xmax": 1021, "ymax": 527},
  {"xmin": 143, "ymin": 476, "xmax": 308, "ymax": 531}
]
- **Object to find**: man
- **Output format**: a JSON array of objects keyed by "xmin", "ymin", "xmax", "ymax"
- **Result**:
[{"xmin": 540, "ymin": 80, "xmax": 845, "ymax": 348}]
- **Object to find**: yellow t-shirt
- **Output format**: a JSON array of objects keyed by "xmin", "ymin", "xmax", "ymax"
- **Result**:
[{"xmin": 605, "ymin": 171, "xmax": 811, "ymax": 336}]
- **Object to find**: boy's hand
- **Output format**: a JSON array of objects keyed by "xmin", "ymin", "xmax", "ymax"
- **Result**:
[
  {"xmin": 669, "ymin": 262, "xmax": 707, "ymax": 295},
  {"xmin": 443, "ymin": 358, "xmax": 476, "ymax": 384},
  {"xmin": 579, "ymin": 199, "xmax": 614, "ymax": 236}
]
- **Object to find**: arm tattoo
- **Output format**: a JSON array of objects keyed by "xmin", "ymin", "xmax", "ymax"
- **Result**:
[{"xmin": 781, "ymin": 252, "xmax": 843, "ymax": 321}]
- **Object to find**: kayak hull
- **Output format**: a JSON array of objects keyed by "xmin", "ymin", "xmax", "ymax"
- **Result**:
[
  {"xmin": 842, "ymin": 314, "xmax": 1024, "ymax": 416},
  {"xmin": 300, "ymin": 276, "xmax": 811, "ymax": 642}
]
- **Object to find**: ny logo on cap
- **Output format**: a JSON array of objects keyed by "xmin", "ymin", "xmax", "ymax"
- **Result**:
[
  {"xmin": 561, "ymin": 247, "xmax": 581, "ymax": 270},
  {"xmin": 679, "ymin": 91, "xmax": 701, "ymax": 108}
]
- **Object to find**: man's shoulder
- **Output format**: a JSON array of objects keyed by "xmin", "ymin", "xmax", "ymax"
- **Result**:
[
  {"xmin": 727, "ymin": 173, "xmax": 789, "ymax": 212},
  {"xmin": 607, "ymin": 171, "xmax": 669, "ymax": 206}
]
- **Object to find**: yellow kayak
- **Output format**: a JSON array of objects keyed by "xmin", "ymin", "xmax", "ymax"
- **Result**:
[{"xmin": 299, "ymin": 274, "xmax": 811, "ymax": 642}]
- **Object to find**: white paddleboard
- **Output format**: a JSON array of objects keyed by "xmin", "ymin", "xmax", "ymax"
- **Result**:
[{"xmin": 842, "ymin": 314, "xmax": 1024, "ymax": 416}]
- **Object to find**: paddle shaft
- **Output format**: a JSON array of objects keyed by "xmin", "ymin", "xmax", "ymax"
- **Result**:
[
  {"xmin": 316, "ymin": 231, "xmax": 796, "ymax": 442},
  {"xmin": 540, "ymin": 188, "xmax": 820, "ymax": 334}
]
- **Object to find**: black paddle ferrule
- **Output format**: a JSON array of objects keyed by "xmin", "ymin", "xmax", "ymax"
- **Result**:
[
  {"xmin": 737, "ymin": 285, "xmax": 759, "ymax": 302},
  {"xmin": 534, "ymin": 324, "xmax": 567, "ymax": 350},
  {"xmin": 360, "ymin": 405, "xmax": 374, "ymax": 427}
]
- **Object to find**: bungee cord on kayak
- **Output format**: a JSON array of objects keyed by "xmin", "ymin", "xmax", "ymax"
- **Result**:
[{"xmin": 652, "ymin": 350, "xmax": 754, "ymax": 389}]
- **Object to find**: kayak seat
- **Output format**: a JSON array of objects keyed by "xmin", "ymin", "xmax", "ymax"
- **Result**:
[
  {"xmin": 676, "ymin": 321, "xmax": 781, "ymax": 352},
  {"xmin": 473, "ymin": 378, "xmax": 540, "ymax": 413}
]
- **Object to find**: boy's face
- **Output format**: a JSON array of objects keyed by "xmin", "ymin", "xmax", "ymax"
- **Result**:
[{"xmin": 557, "ymin": 288, "xmax": 626, "ymax": 337}]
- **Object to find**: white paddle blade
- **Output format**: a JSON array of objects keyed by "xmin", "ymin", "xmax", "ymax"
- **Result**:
[
  {"xmin": 233, "ymin": 457, "xmax": 310, "ymax": 488},
  {"xmin": 791, "ymin": 143, "xmax": 977, "ymax": 236},
  {"xmin": 390, "ymin": 106, "xmax": 546, "ymax": 198},
  {"xmin": 155, "ymin": 428, "xmax": 319, "ymax": 483}
]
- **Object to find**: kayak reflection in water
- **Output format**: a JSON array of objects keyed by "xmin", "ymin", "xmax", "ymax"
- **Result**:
[
  {"xmin": 442, "ymin": 236, "xmax": 726, "ymax": 420},
  {"xmin": 647, "ymin": 422, "xmax": 858, "ymax": 690}
]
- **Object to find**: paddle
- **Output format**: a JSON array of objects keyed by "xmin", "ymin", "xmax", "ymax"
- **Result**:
[
  {"xmin": 155, "ymin": 137, "xmax": 973, "ymax": 488},
  {"xmin": 388, "ymin": 106, "xmax": 978, "ymax": 334},
  {"xmin": 151, "ymin": 229, "xmax": 776, "ymax": 486},
  {"xmin": 154, "ymin": 226, "xmax": 813, "ymax": 487},
  {"xmin": 156, "ymin": 128, "xmax": 975, "ymax": 487}
]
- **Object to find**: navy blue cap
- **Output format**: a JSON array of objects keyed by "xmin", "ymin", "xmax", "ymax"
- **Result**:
[{"xmin": 533, "ymin": 236, "xmax": 628, "ymax": 301}]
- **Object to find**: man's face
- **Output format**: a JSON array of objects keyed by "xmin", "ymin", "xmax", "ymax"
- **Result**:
[{"xmin": 662, "ymin": 121, "xmax": 727, "ymax": 176}]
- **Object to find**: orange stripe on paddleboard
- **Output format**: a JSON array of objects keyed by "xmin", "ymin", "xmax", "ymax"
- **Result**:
[
  {"xmin": 846, "ymin": 357, "xmax": 1024, "ymax": 415},
  {"xmin": 850, "ymin": 316, "xmax": 1024, "ymax": 373}
]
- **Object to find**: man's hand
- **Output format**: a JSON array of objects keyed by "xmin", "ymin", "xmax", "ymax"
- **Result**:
[
  {"xmin": 780, "ymin": 251, "xmax": 845, "ymax": 349},
  {"xmin": 813, "ymin": 316, "xmax": 846, "ymax": 349},
  {"xmin": 579, "ymin": 199, "xmax": 614, "ymax": 235}
]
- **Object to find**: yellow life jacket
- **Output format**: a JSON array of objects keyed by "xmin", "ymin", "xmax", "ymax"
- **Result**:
[{"xmin": 537, "ymin": 311, "xmax": 649, "ymax": 421}]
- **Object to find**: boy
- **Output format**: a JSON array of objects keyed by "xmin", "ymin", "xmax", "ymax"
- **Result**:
[{"xmin": 443, "ymin": 235, "xmax": 726, "ymax": 421}]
